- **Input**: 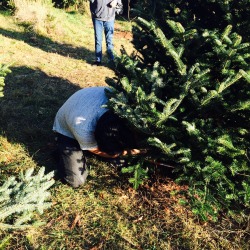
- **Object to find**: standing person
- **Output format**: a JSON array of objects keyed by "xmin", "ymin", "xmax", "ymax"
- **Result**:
[
  {"xmin": 89, "ymin": 0, "xmax": 123, "ymax": 65},
  {"xmin": 52, "ymin": 86, "xmax": 143, "ymax": 188}
]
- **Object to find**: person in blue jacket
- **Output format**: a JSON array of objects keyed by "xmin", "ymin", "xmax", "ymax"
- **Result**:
[{"xmin": 89, "ymin": 0, "xmax": 123, "ymax": 65}]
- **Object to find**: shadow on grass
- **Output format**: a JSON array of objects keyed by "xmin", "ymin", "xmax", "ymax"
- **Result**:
[
  {"xmin": 0, "ymin": 66, "xmax": 80, "ymax": 171},
  {"xmin": 0, "ymin": 27, "xmax": 94, "ymax": 63}
]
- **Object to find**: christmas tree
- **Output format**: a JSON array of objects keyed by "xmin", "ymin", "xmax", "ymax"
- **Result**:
[
  {"xmin": 0, "ymin": 167, "xmax": 54, "ymax": 230},
  {"xmin": 106, "ymin": 0, "xmax": 250, "ymax": 220}
]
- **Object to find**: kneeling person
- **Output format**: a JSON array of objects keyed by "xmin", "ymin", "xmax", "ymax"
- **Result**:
[{"xmin": 53, "ymin": 86, "xmax": 141, "ymax": 188}]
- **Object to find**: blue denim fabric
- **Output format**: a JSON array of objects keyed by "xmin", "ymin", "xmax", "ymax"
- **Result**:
[{"xmin": 92, "ymin": 18, "xmax": 115, "ymax": 62}]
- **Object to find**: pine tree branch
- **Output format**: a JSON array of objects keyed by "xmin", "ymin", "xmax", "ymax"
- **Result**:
[
  {"xmin": 137, "ymin": 17, "xmax": 187, "ymax": 75},
  {"xmin": 0, "ymin": 167, "xmax": 54, "ymax": 230}
]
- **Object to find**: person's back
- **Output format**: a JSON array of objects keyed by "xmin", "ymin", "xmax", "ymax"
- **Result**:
[{"xmin": 53, "ymin": 86, "xmax": 109, "ymax": 150}]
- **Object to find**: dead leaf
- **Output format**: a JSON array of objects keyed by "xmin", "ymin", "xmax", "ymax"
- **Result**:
[
  {"xmin": 70, "ymin": 214, "xmax": 81, "ymax": 230},
  {"xmin": 133, "ymin": 216, "xmax": 143, "ymax": 223}
]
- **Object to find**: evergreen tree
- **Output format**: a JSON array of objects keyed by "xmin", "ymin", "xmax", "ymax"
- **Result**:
[
  {"xmin": 0, "ymin": 167, "xmax": 54, "ymax": 230},
  {"xmin": 106, "ymin": 0, "xmax": 250, "ymax": 220}
]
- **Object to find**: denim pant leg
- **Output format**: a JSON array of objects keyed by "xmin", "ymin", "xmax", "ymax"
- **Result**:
[
  {"xmin": 93, "ymin": 18, "xmax": 104, "ymax": 62},
  {"xmin": 56, "ymin": 134, "xmax": 89, "ymax": 188},
  {"xmin": 104, "ymin": 20, "xmax": 114, "ymax": 61}
]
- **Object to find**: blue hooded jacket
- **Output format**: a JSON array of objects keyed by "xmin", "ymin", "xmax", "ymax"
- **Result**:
[{"xmin": 90, "ymin": 0, "xmax": 123, "ymax": 21}]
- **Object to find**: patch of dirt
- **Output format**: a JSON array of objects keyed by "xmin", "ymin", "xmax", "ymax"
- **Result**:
[{"xmin": 116, "ymin": 30, "xmax": 133, "ymax": 40}]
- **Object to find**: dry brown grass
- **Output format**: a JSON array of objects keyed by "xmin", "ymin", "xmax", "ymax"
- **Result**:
[
  {"xmin": 9, "ymin": 0, "xmax": 54, "ymax": 33},
  {"xmin": 0, "ymin": 136, "xmax": 37, "ymax": 178}
]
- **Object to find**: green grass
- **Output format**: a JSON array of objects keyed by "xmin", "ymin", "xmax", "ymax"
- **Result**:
[{"xmin": 0, "ymin": 3, "xmax": 249, "ymax": 250}]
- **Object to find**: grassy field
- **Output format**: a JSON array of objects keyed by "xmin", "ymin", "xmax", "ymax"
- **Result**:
[{"xmin": 0, "ymin": 2, "xmax": 249, "ymax": 249}]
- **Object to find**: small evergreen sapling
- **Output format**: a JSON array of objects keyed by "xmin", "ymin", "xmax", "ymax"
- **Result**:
[{"xmin": 0, "ymin": 167, "xmax": 55, "ymax": 230}]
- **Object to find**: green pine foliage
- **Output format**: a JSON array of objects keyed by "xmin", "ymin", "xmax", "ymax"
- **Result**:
[
  {"xmin": 121, "ymin": 160, "xmax": 148, "ymax": 189},
  {"xmin": 0, "ymin": 167, "xmax": 55, "ymax": 230},
  {"xmin": 0, "ymin": 63, "xmax": 11, "ymax": 98},
  {"xmin": 106, "ymin": 1, "xmax": 250, "ymax": 220},
  {"xmin": 132, "ymin": 0, "xmax": 250, "ymax": 41}
]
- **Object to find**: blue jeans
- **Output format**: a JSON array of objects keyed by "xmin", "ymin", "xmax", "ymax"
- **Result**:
[{"xmin": 92, "ymin": 18, "xmax": 114, "ymax": 62}]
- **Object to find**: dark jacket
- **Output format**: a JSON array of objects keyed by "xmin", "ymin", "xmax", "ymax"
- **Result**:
[{"xmin": 90, "ymin": 0, "xmax": 122, "ymax": 21}]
